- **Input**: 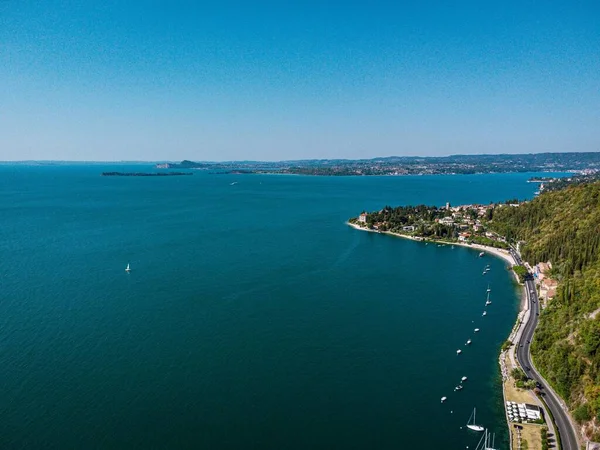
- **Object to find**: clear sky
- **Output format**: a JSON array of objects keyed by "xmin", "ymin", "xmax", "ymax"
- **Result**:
[{"xmin": 1, "ymin": 0, "xmax": 599, "ymax": 161}]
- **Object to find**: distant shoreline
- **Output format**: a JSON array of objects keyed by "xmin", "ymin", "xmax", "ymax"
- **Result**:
[{"xmin": 101, "ymin": 172, "xmax": 193, "ymax": 177}]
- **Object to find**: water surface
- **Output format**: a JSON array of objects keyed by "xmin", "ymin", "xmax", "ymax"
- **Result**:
[{"xmin": 0, "ymin": 167, "xmax": 552, "ymax": 448}]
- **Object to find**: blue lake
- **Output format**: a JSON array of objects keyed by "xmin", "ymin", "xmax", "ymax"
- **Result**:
[{"xmin": 0, "ymin": 167, "xmax": 558, "ymax": 448}]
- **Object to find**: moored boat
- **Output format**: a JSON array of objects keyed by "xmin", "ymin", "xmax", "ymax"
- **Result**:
[{"xmin": 466, "ymin": 407, "xmax": 485, "ymax": 432}]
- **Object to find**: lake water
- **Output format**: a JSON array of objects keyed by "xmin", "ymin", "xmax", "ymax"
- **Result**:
[{"xmin": 0, "ymin": 167, "xmax": 552, "ymax": 448}]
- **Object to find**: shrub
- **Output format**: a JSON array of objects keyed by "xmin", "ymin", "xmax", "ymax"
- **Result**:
[{"xmin": 573, "ymin": 403, "xmax": 591, "ymax": 423}]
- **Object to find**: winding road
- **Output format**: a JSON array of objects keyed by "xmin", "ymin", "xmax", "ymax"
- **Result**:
[{"xmin": 509, "ymin": 248, "xmax": 580, "ymax": 450}]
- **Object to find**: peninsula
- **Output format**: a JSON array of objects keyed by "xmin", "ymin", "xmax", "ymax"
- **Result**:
[{"xmin": 348, "ymin": 201, "xmax": 513, "ymax": 252}]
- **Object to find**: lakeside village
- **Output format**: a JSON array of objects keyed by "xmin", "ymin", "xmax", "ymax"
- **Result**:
[
  {"xmin": 351, "ymin": 200, "xmax": 518, "ymax": 245},
  {"xmin": 350, "ymin": 202, "xmax": 562, "ymax": 450},
  {"xmin": 350, "ymin": 201, "xmax": 510, "ymax": 247}
]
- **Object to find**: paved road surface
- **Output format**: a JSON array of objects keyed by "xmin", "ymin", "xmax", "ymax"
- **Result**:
[{"xmin": 510, "ymin": 249, "xmax": 580, "ymax": 450}]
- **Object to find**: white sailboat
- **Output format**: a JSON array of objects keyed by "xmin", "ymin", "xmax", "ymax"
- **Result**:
[
  {"xmin": 466, "ymin": 407, "xmax": 485, "ymax": 432},
  {"xmin": 486, "ymin": 284, "xmax": 491, "ymax": 293},
  {"xmin": 125, "ymin": 263, "xmax": 131, "ymax": 272},
  {"xmin": 485, "ymin": 430, "xmax": 497, "ymax": 450},
  {"xmin": 457, "ymin": 349, "xmax": 462, "ymax": 355},
  {"xmin": 466, "ymin": 339, "xmax": 472, "ymax": 345},
  {"xmin": 482, "ymin": 311, "xmax": 487, "ymax": 316},
  {"xmin": 475, "ymin": 429, "xmax": 497, "ymax": 450},
  {"xmin": 485, "ymin": 291, "xmax": 492, "ymax": 306},
  {"xmin": 474, "ymin": 328, "xmax": 480, "ymax": 332}
]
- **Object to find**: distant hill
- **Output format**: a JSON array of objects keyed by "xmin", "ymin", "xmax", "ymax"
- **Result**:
[
  {"xmin": 490, "ymin": 181, "xmax": 600, "ymax": 440},
  {"xmin": 157, "ymin": 152, "xmax": 600, "ymax": 176}
]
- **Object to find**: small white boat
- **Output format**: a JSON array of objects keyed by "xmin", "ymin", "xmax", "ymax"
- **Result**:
[
  {"xmin": 461, "ymin": 376, "xmax": 468, "ymax": 382},
  {"xmin": 466, "ymin": 407, "xmax": 485, "ymax": 432},
  {"xmin": 486, "ymin": 284, "xmax": 491, "ymax": 293},
  {"xmin": 482, "ymin": 271, "xmax": 487, "ymax": 275},
  {"xmin": 457, "ymin": 349, "xmax": 462, "ymax": 355},
  {"xmin": 474, "ymin": 328, "xmax": 480, "ymax": 332},
  {"xmin": 466, "ymin": 339, "xmax": 472, "ymax": 345},
  {"xmin": 485, "ymin": 291, "xmax": 491, "ymax": 306},
  {"xmin": 482, "ymin": 311, "xmax": 487, "ymax": 316},
  {"xmin": 455, "ymin": 385, "xmax": 463, "ymax": 391},
  {"xmin": 125, "ymin": 263, "xmax": 131, "ymax": 272},
  {"xmin": 485, "ymin": 300, "xmax": 492, "ymax": 306},
  {"xmin": 479, "ymin": 252, "xmax": 485, "ymax": 257},
  {"xmin": 441, "ymin": 396, "xmax": 447, "ymax": 403}
]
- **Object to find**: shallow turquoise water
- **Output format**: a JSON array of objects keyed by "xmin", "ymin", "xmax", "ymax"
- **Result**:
[{"xmin": 0, "ymin": 167, "xmax": 552, "ymax": 448}]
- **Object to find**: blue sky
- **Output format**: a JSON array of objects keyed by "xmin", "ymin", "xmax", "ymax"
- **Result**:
[{"xmin": 1, "ymin": 0, "xmax": 599, "ymax": 161}]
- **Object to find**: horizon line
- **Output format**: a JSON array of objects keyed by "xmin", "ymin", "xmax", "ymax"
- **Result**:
[{"xmin": 0, "ymin": 150, "xmax": 598, "ymax": 164}]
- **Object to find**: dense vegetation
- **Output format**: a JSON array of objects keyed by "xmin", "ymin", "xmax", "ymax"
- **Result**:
[
  {"xmin": 543, "ymin": 172, "xmax": 600, "ymax": 193},
  {"xmin": 489, "ymin": 182, "xmax": 600, "ymax": 439},
  {"xmin": 358, "ymin": 205, "xmax": 449, "ymax": 228},
  {"xmin": 350, "ymin": 204, "xmax": 512, "ymax": 248},
  {"xmin": 512, "ymin": 265, "xmax": 529, "ymax": 283}
]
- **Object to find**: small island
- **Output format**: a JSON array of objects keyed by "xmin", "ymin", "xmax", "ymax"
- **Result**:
[{"xmin": 101, "ymin": 172, "xmax": 193, "ymax": 177}]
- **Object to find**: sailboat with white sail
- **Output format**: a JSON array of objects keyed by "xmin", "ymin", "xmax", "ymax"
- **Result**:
[
  {"xmin": 475, "ymin": 429, "xmax": 497, "ymax": 450},
  {"xmin": 485, "ymin": 291, "xmax": 492, "ymax": 306},
  {"xmin": 466, "ymin": 407, "xmax": 485, "ymax": 432},
  {"xmin": 125, "ymin": 263, "xmax": 131, "ymax": 272}
]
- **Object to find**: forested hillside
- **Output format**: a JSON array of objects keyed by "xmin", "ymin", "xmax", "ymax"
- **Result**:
[{"xmin": 489, "ymin": 182, "xmax": 600, "ymax": 439}]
